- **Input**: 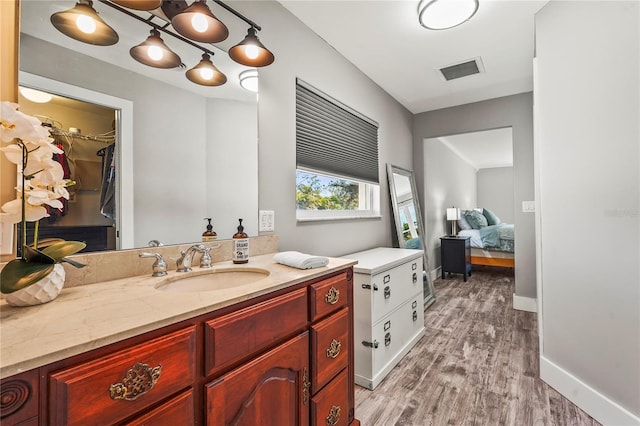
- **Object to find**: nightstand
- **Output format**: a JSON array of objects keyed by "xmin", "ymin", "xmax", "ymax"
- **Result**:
[{"xmin": 440, "ymin": 236, "xmax": 472, "ymax": 282}]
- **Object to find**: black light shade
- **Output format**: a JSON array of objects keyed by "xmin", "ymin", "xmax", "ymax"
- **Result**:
[
  {"xmin": 171, "ymin": 0, "xmax": 229, "ymax": 43},
  {"xmin": 186, "ymin": 54, "xmax": 227, "ymax": 86},
  {"xmin": 50, "ymin": 0, "xmax": 119, "ymax": 46},
  {"xmin": 228, "ymin": 27, "xmax": 274, "ymax": 67},
  {"xmin": 129, "ymin": 29, "xmax": 182, "ymax": 68},
  {"xmin": 110, "ymin": 0, "xmax": 162, "ymax": 11}
]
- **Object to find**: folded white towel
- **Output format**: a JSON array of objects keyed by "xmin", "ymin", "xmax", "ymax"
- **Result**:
[{"xmin": 273, "ymin": 251, "xmax": 329, "ymax": 269}]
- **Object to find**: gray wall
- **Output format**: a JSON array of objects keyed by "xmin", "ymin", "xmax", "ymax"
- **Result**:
[
  {"xmin": 423, "ymin": 137, "xmax": 477, "ymax": 270},
  {"xmin": 252, "ymin": 2, "xmax": 414, "ymax": 257},
  {"xmin": 477, "ymin": 167, "xmax": 515, "ymax": 224},
  {"xmin": 413, "ymin": 93, "xmax": 536, "ymax": 299},
  {"xmin": 536, "ymin": 1, "xmax": 639, "ymax": 421}
]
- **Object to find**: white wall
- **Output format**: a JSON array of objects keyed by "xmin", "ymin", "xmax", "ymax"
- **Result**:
[
  {"xmin": 251, "ymin": 1, "xmax": 414, "ymax": 257},
  {"xmin": 477, "ymin": 167, "xmax": 514, "ymax": 224},
  {"xmin": 535, "ymin": 1, "xmax": 639, "ymax": 424},
  {"xmin": 423, "ymin": 137, "xmax": 477, "ymax": 269},
  {"xmin": 413, "ymin": 93, "xmax": 536, "ymax": 300}
]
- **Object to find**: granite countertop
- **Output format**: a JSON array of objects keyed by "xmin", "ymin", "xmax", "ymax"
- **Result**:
[{"xmin": 0, "ymin": 252, "xmax": 357, "ymax": 379}]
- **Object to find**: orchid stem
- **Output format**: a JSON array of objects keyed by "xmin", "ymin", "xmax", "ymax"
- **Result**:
[
  {"xmin": 21, "ymin": 142, "xmax": 27, "ymax": 261},
  {"xmin": 33, "ymin": 221, "xmax": 39, "ymax": 249}
]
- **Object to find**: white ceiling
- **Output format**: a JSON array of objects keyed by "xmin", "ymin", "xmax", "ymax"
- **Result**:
[{"xmin": 280, "ymin": 0, "xmax": 549, "ymax": 114}]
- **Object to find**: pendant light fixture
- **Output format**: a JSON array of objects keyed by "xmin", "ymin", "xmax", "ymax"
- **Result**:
[
  {"xmin": 50, "ymin": 0, "xmax": 119, "ymax": 46},
  {"xmin": 110, "ymin": 0, "xmax": 162, "ymax": 11},
  {"xmin": 418, "ymin": 0, "xmax": 479, "ymax": 30},
  {"xmin": 130, "ymin": 29, "xmax": 182, "ymax": 68},
  {"xmin": 171, "ymin": 0, "xmax": 229, "ymax": 43},
  {"xmin": 228, "ymin": 27, "xmax": 274, "ymax": 67},
  {"xmin": 186, "ymin": 53, "xmax": 227, "ymax": 86}
]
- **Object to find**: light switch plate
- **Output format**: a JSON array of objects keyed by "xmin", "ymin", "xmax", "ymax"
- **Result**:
[
  {"xmin": 259, "ymin": 210, "xmax": 275, "ymax": 232},
  {"xmin": 522, "ymin": 201, "xmax": 536, "ymax": 213}
]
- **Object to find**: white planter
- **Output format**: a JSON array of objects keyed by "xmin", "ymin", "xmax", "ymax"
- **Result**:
[{"xmin": 5, "ymin": 264, "xmax": 66, "ymax": 307}]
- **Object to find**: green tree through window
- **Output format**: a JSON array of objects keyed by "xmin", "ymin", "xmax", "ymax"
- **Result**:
[{"xmin": 296, "ymin": 171, "xmax": 359, "ymax": 210}]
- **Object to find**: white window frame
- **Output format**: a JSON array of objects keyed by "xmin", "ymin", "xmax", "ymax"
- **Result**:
[{"xmin": 296, "ymin": 168, "xmax": 380, "ymax": 222}]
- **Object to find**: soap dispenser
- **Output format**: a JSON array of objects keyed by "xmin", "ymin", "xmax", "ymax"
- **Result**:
[
  {"xmin": 232, "ymin": 218, "xmax": 249, "ymax": 264},
  {"xmin": 202, "ymin": 218, "xmax": 217, "ymax": 242}
]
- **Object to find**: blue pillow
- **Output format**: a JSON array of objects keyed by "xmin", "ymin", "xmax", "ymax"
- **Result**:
[
  {"xmin": 457, "ymin": 210, "xmax": 472, "ymax": 230},
  {"xmin": 483, "ymin": 208, "xmax": 502, "ymax": 226},
  {"xmin": 464, "ymin": 209, "xmax": 488, "ymax": 229}
]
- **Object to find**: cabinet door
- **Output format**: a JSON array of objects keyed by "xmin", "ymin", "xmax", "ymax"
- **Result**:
[{"xmin": 206, "ymin": 333, "xmax": 310, "ymax": 426}]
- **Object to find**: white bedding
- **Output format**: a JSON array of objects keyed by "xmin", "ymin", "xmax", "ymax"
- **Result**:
[{"xmin": 458, "ymin": 229, "xmax": 483, "ymax": 248}]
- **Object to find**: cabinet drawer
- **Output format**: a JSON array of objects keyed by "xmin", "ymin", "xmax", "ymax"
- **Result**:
[
  {"xmin": 311, "ymin": 369, "xmax": 348, "ymax": 426},
  {"xmin": 309, "ymin": 271, "xmax": 348, "ymax": 322},
  {"xmin": 355, "ymin": 258, "xmax": 422, "ymax": 323},
  {"xmin": 205, "ymin": 287, "xmax": 308, "ymax": 375},
  {"xmin": 310, "ymin": 308, "xmax": 349, "ymax": 393},
  {"xmin": 49, "ymin": 326, "xmax": 196, "ymax": 426},
  {"xmin": 125, "ymin": 389, "xmax": 194, "ymax": 426}
]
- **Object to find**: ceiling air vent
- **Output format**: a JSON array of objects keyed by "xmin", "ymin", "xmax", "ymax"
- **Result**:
[{"xmin": 439, "ymin": 57, "xmax": 485, "ymax": 81}]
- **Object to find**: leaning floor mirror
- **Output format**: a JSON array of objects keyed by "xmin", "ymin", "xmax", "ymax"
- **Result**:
[{"xmin": 387, "ymin": 164, "xmax": 435, "ymax": 307}]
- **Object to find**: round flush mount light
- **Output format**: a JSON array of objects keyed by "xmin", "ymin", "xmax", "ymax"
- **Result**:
[
  {"xmin": 239, "ymin": 69, "xmax": 258, "ymax": 92},
  {"xmin": 418, "ymin": 0, "xmax": 479, "ymax": 30},
  {"xmin": 19, "ymin": 87, "xmax": 53, "ymax": 103}
]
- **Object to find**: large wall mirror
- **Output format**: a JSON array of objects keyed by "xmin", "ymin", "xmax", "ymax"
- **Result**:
[
  {"xmin": 16, "ymin": 1, "xmax": 259, "ymax": 252},
  {"xmin": 387, "ymin": 164, "xmax": 435, "ymax": 307}
]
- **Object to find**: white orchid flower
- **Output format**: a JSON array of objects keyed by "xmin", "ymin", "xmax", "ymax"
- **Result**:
[
  {"xmin": 0, "ymin": 198, "xmax": 49, "ymax": 223},
  {"xmin": 0, "ymin": 102, "xmax": 50, "ymax": 143}
]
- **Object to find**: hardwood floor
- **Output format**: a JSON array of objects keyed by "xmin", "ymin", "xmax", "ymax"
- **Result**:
[{"xmin": 354, "ymin": 269, "xmax": 601, "ymax": 426}]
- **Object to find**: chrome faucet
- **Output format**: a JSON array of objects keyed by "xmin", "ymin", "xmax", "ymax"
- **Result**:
[{"xmin": 176, "ymin": 244, "xmax": 205, "ymax": 272}]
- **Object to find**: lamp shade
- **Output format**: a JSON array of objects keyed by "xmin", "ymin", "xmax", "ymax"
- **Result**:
[
  {"xmin": 418, "ymin": 0, "xmax": 479, "ymax": 30},
  {"xmin": 110, "ymin": 0, "xmax": 162, "ymax": 11},
  {"xmin": 186, "ymin": 54, "xmax": 227, "ymax": 86},
  {"xmin": 130, "ymin": 29, "xmax": 182, "ymax": 68},
  {"xmin": 229, "ymin": 27, "xmax": 274, "ymax": 67},
  {"xmin": 171, "ymin": 0, "xmax": 229, "ymax": 43},
  {"xmin": 446, "ymin": 207, "xmax": 460, "ymax": 221},
  {"xmin": 50, "ymin": 0, "xmax": 119, "ymax": 46}
]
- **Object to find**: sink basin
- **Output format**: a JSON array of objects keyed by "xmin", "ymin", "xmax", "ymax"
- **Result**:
[{"xmin": 155, "ymin": 267, "xmax": 270, "ymax": 293}]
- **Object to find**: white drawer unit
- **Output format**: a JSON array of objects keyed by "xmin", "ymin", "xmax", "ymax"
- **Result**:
[{"xmin": 342, "ymin": 247, "xmax": 426, "ymax": 390}]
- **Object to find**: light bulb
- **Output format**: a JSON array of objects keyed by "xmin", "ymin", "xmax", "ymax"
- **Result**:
[
  {"xmin": 76, "ymin": 14, "xmax": 96, "ymax": 34},
  {"xmin": 147, "ymin": 45, "xmax": 163, "ymax": 61},
  {"xmin": 191, "ymin": 13, "xmax": 208, "ymax": 33},
  {"xmin": 244, "ymin": 45, "xmax": 259, "ymax": 60},
  {"xmin": 199, "ymin": 68, "xmax": 214, "ymax": 80}
]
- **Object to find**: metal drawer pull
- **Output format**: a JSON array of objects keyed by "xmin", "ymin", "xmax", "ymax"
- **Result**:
[
  {"xmin": 412, "ymin": 301, "xmax": 418, "ymax": 309},
  {"xmin": 109, "ymin": 362, "xmax": 162, "ymax": 401},
  {"xmin": 324, "ymin": 286, "xmax": 340, "ymax": 305},
  {"xmin": 412, "ymin": 262, "xmax": 417, "ymax": 270},
  {"xmin": 385, "ymin": 332, "xmax": 392, "ymax": 347},
  {"xmin": 326, "ymin": 339, "xmax": 342, "ymax": 359},
  {"xmin": 362, "ymin": 340, "xmax": 379, "ymax": 349},
  {"xmin": 361, "ymin": 283, "xmax": 378, "ymax": 291},
  {"xmin": 383, "ymin": 274, "xmax": 391, "ymax": 284},
  {"xmin": 326, "ymin": 405, "xmax": 341, "ymax": 426},
  {"xmin": 412, "ymin": 272, "xmax": 418, "ymax": 284},
  {"xmin": 413, "ymin": 310, "xmax": 418, "ymax": 322},
  {"xmin": 384, "ymin": 320, "xmax": 391, "ymax": 331},
  {"xmin": 302, "ymin": 368, "xmax": 310, "ymax": 405},
  {"xmin": 384, "ymin": 286, "xmax": 391, "ymax": 299}
]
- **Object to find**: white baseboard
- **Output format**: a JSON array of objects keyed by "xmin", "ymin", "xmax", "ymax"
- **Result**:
[
  {"xmin": 513, "ymin": 293, "xmax": 537, "ymax": 312},
  {"xmin": 540, "ymin": 356, "xmax": 640, "ymax": 426},
  {"xmin": 430, "ymin": 267, "xmax": 440, "ymax": 282}
]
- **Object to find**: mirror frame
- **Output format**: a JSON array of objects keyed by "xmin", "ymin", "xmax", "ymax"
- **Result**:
[{"xmin": 387, "ymin": 163, "xmax": 435, "ymax": 307}]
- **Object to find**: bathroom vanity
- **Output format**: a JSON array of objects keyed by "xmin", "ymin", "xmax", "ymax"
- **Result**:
[{"xmin": 0, "ymin": 253, "xmax": 359, "ymax": 426}]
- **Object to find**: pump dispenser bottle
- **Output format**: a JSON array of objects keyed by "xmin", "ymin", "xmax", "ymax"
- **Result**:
[
  {"xmin": 232, "ymin": 218, "xmax": 249, "ymax": 264},
  {"xmin": 202, "ymin": 218, "xmax": 217, "ymax": 242}
]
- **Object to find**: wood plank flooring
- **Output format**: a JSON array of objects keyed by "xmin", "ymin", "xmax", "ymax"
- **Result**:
[{"xmin": 354, "ymin": 269, "xmax": 602, "ymax": 426}]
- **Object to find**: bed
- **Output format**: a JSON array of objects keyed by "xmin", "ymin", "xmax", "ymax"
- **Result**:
[{"xmin": 457, "ymin": 208, "xmax": 515, "ymax": 268}]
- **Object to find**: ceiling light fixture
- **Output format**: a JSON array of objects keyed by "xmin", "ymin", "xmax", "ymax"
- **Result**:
[
  {"xmin": 50, "ymin": 0, "xmax": 119, "ymax": 46},
  {"xmin": 171, "ymin": 0, "xmax": 229, "ymax": 43},
  {"xmin": 130, "ymin": 29, "xmax": 182, "ymax": 68},
  {"xmin": 239, "ymin": 69, "xmax": 258, "ymax": 92},
  {"xmin": 19, "ymin": 87, "xmax": 53, "ymax": 104},
  {"xmin": 418, "ymin": 0, "xmax": 479, "ymax": 30},
  {"xmin": 186, "ymin": 53, "xmax": 227, "ymax": 86},
  {"xmin": 50, "ymin": 0, "xmax": 275, "ymax": 87},
  {"xmin": 229, "ymin": 27, "xmax": 275, "ymax": 67}
]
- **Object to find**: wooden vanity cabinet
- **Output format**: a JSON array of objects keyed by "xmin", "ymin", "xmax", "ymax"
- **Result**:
[{"xmin": 0, "ymin": 267, "xmax": 357, "ymax": 425}]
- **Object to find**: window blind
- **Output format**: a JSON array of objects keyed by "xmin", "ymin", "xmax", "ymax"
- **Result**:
[{"xmin": 296, "ymin": 79, "xmax": 379, "ymax": 184}]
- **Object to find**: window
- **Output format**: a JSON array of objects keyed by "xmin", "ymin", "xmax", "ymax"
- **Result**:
[{"xmin": 295, "ymin": 79, "xmax": 380, "ymax": 221}]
